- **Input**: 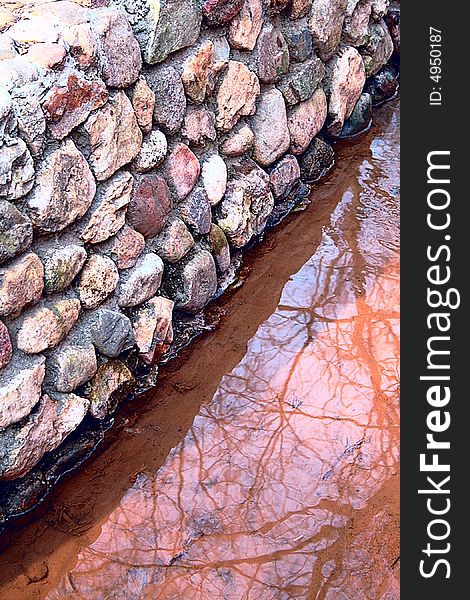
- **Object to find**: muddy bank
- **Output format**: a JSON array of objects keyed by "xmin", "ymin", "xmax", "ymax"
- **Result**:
[{"xmin": 0, "ymin": 99, "xmax": 399, "ymax": 599}]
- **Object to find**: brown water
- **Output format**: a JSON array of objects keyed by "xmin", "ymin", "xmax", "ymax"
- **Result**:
[{"xmin": 0, "ymin": 100, "xmax": 400, "ymax": 600}]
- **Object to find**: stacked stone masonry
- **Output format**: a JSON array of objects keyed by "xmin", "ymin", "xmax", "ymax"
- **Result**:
[{"xmin": 0, "ymin": 0, "xmax": 400, "ymax": 482}]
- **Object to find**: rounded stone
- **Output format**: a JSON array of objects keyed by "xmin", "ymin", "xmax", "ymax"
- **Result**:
[
  {"xmin": 108, "ymin": 225, "xmax": 145, "ymax": 270},
  {"xmin": 47, "ymin": 342, "xmax": 97, "ymax": 393},
  {"xmin": 288, "ymin": 88, "xmax": 328, "ymax": 155},
  {"xmin": 148, "ymin": 66, "xmax": 186, "ymax": 135},
  {"xmin": 16, "ymin": 299, "xmax": 81, "ymax": 354},
  {"xmin": 220, "ymin": 124, "xmax": 254, "ymax": 157},
  {"xmin": 0, "ymin": 355, "xmax": 46, "ymax": 428},
  {"xmin": 166, "ymin": 143, "xmax": 200, "ymax": 200},
  {"xmin": 151, "ymin": 215, "xmax": 194, "ymax": 264},
  {"xmin": 117, "ymin": 253, "xmax": 165, "ymax": 309},
  {"xmin": 77, "ymin": 255, "xmax": 119, "ymax": 310},
  {"xmin": 42, "ymin": 245, "xmax": 87, "ymax": 294},
  {"xmin": 133, "ymin": 130, "xmax": 168, "ymax": 173},
  {"xmin": 178, "ymin": 187, "xmax": 212, "ymax": 236},
  {"xmin": 0, "ymin": 253, "xmax": 44, "ymax": 318},
  {"xmin": 209, "ymin": 224, "xmax": 231, "ymax": 274},
  {"xmin": 165, "ymin": 248, "xmax": 217, "ymax": 314},
  {"xmin": 340, "ymin": 93, "xmax": 372, "ymax": 138},
  {"xmin": 256, "ymin": 25, "xmax": 290, "ymax": 84},
  {"xmin": 269, "ymin": 155, "xmax": 301, "ymax": 199},
  {"xmin": 127, "ymin": 175, "xmax": 173, "ymax": 239},
  {"xmin": 251, "ymin": 89, "xmax": 290, "ymax": 167},
  {"xmin": 299, "ymin": 138, "xmax": 335, "ymax": 183},
  {"xmin": 0, "ymin": 201, "xmax": 33, "ymax": 265},
  {"xmin": 26, "ymin": 140, "xmax": 96, "ymax": 233},
  {"xmin": 202, "ymin": 154, "xmax": 227, "ymax": 206},
  {"xmin": 89, "ymin": 309, "xmax": 135, "ymax": 358}
]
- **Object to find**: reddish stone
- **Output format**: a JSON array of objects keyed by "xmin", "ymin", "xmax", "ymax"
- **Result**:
[
  {"xmin": 202, "ymin": 0, "xmax": 244, "ymax": 25},
  {"xmin": 43, "ymin": 74, "xmax": 108, "ymax": 140},
  {"xmin": 76, "ymin": 255, "xmax": 118, "ymax": 310},
  {"xmin": 127, "ymin": 175, "xmax": 173, "ymax": 239},
  {"xmin": 0, "ymin": 321, "xmax": 12, "ymax": 369},
  {"xmin": 288, "ymin": 88, "xmax": 327, "ymax": 155},
  {"xmin": 267, "ymin": 0, "xmax": 290, "ymax": 13},
  {"xmin": 110, "ymin": 225, "xmax": 145, "ymax": 269},
  {"xmin": 165, "ymin": 143, "xmax": 200, "ymax": 200},
  {"xmin": 0, "ymin": 253, "xmax": 44, "ymax": 318},
  {"xmin": 132, "ymin": 296, "xmax": 174, "ymax": 364},
  {"xmin": 220, "ymin": 123, "xmax": 254, "ymax": 157}
]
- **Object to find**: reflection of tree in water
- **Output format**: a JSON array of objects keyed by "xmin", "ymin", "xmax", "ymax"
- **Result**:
[{"xmin": 48, "ymin": 113, "xmax": 400, "ymax": 600}]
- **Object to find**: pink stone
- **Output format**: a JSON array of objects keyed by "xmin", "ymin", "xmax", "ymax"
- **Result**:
[
  {"xmin": 216, "ymin": 61, "xmax": 260, "ymax": 132},
  {"xmin": 287, "ymin": 0, "xmax": 312, "ymax": 19},
  {"xmin": 90, "ymin": 8, "xmax": 142, "ymax": 88},
  {"xmin": 24, "ymin": 42, "xmax": 66, "ymax": 70},
  {"xmin": 0, "ymin": 392, "xmax": 89, "ymax": 481},
  {"xmin": 251, "ymin": 89, "xmax": 290, "ymax": 167},
  {"xmin": 16, "ymin": 299, "xmax": 81, "ymax": 354},
  {"xmin": 77, "ymin": 255, "xmax": 119, "ymax": 310},
  {"xmin": 288, "ymin": 88, "xmax": 328, "ymax": 155},
  {"xmin": 220, "ymin": 123, "xmax": 254, "ymax": 157},
  {"xmin": 229, "ymin": 0, "xmax": 263, "ymax": 51},
  {"xmin": 182, "ymin": 107, "xmax": 216, "ymax": 146},
  {"xmin": 110, "ymin": 225, "xmax": 145, "ymax": 269},
  {"xmin": 132, "ymin": 296, "xmax": 174, "ymax": 364},
  {"xmin": 0, "ymin": 253, "xmax": 44, "ymax": 318},
  {"xmin": 127, "ymin": 175, "xmax": 173, "ymax": 239},
  {"xmin": 80, "ymin": 91, "xmax": 142, "ymax": 181},
  {"xmin": 166, "ymin": 143, "xmax": 200, "ymax": 200},
  {"xmin": 325, "ymin": 46, "xmax": 366, "ymax": 137}
]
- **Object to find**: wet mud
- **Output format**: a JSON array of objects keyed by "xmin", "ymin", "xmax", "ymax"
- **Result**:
[{"xmin": 0, "ymin": 100, "xmax": 400, "ymax": 600}]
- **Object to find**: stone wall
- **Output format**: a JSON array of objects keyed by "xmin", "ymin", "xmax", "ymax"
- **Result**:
[{"xmin": 0, "ymin": 0, "xmax": 399, "ymax": 483}]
